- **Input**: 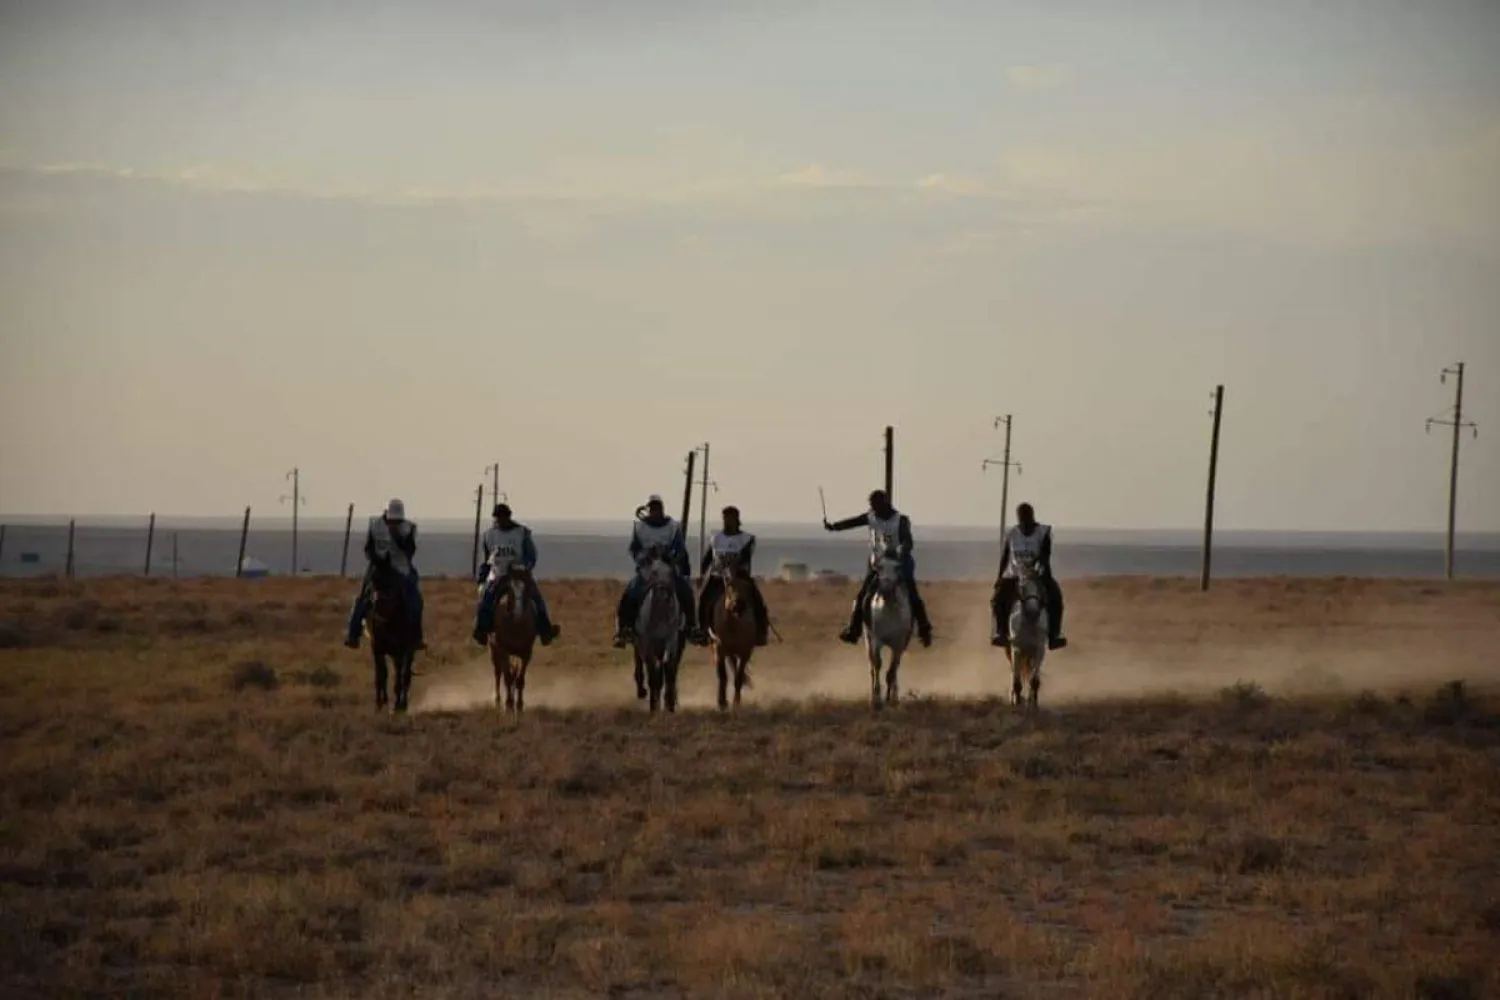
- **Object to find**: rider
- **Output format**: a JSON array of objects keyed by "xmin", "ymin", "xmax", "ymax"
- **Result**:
[
  {"xmin": 696, "ymin": 505, "xmax": 770, "ymax": 646},
  {"xmin": 471, "ymin": 502, "xmax": 561, "ymax": 647},
  {"xmin": 613, "ymin": 494, "xmax": 705, "ymax": 648},
  {"xmin": 824, "ymin": 489, "xmax": 934, "ymax": 648},
  {"xmin": 344, "ymin": 498, "xmax": 425, "ymax": 651},
  {"xmin": 990, "ymin": 502, "xmax": 1067, "ymax": 650}
]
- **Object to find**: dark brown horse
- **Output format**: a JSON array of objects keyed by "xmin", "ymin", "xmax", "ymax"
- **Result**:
[
  {"xmin": 708, "ymin": 555, "xmax": 757, "ymax": 710},
  {"xmin": 366, "ymin": 566, "xmax": 416, "ymax": 712},
  {"xmin": 486, "ymin": 564, "xmax": 538, "ymax": 712}
]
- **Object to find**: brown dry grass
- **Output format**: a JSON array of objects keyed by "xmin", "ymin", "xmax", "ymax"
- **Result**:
[{"xmin": 2, "ymin": 575, "xmax": 1499, "ymax": 999}]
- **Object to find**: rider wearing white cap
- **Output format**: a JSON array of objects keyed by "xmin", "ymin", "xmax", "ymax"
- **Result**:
[
  {"xmin": 344, "ymin": 497, "xmax": 426, "ymax": 650},
  {"xmin": 613, "ymin": 493, "xmax": 705, "ymax": 648}
]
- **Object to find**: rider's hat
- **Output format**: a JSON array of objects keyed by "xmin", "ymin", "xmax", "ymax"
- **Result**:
[
  {"xmin": 385, "ymin": 498, "xmax": 406, "ymax": 521},
  {"xmin": 722, "ymin": 505, "xmax": 740, "ymax": 518},
  {"xmin": 493, "ymin": 502, "xmax": 511, "ymax": 519},
  {"xmin": 647, "ymin": 493, "xmax": 664, "ymax": 506}
]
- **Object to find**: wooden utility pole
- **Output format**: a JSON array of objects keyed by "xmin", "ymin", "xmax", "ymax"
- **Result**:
[
  {"xmin": 144, "ymin": 513, "xmax": 156, "ymax": 576},
  {"xmin": 681, "ymin": 449, "xmax": 696, "ymax": 538},
  {"xmin": 235, "ymin": 506, "xmax": 251, "ymax": 577},
  {"xmin": 1201, "ymin": 385, "xmax": 1224, "ymax": 592},
  {"xmin": 983, "ymin": 414, "xmax": 1022, "ymax": 547},
  {"xmin": 485, "ymin": 463, "xmax": 501, "ymax": 512},
  {"xmin": 884, "ymin": 426, "xmax": 895, "ymax": 504},
  {"xmin": 172, "ymin": 533, "xmax": 179, "ymax": 578},
  {"xmin": 1426, "ymin": 362, "xmax": 1479, "ymax": 580},
  {"xmin": 471, "ymin": 484, "xmax": 484, "ymax": 578},
  {"xmin": 693, "ymin": 443, "xmax": 717, "ymax": 562},
  {"xmin": 280, "ymin": 468, "xmax": 305, "ymax": 575},
  {"xmin": 340, "ymin": 503, "xmax": 355, "ymax": 577}
]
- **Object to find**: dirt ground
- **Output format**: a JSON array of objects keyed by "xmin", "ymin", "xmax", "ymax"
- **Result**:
[{"xmin": 2, "ymin": 575, "xmax": 1498, "ymax": 998}]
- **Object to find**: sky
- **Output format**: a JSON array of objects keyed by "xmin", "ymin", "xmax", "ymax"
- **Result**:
[{"xmin": 1, "ymin": 0, "xmax": 1497, "ymax": 533}]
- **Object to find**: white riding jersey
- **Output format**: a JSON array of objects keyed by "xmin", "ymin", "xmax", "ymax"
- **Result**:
[
  {"xmin": 867, "ymin": 510, "xmax": 904, "ymax": 562},
  {"xmin": 633, "ymin": 517, "xmax": 682, "ymax": 559},
  {"xmin": 369, "ymin": 516, "xmax": 416, "ymax": 576},
  {"xmin": 1003, "ymin": 523, "xmax": 1051, "ymax": 578},
  {"xmin": 711, "ymin": 530, "xmax": 754, "ymax": 568},
  {"xmin": 484, "ymin": 524, "xmax": 529, "ymax": 574}
]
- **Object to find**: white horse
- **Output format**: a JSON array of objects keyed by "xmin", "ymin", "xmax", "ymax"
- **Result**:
[
  {"xmin": 865, "ymin": 554, "xmax": 913, "ymax": 710},
  {"xmin": 1007, "ymin": 556, "xmax": 1049, "ymax": 708},
  {"xmin": 633, "ymin": 554, "xmax": 684, "ymax": 713}
]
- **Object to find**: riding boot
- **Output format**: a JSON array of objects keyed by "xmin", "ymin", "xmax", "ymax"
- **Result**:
[
  {"xmin": 990, "ymin": 590, "xmax": 1007, "ymax": 647},
  {"xmin": 531, "ymin": 584, "xmax": 560, "ymax": 645},
  {"xmin": 904, "ymin": 572, "xmax": 933, "ymax": 647},
  {"xmin": 1045, "ymin": 577, "xmax": 1068, "ymax": 649},
  {"xmin": 677, "ymin": 578, "xmax": 707, "ymax": 646},
  {"xmin": 696, "ymin": 580, "xmax": 716, "ymax": 635},
  {"xmin": 472, "ymin": 580, "xmax": 496, "ymax": 646},
  {"xmin": 613, "ymin": 588, "xmax": 636, "ymax": 647},
  {"xmin": 751, "ymin": 585, "xmax": 770, "ymax": 646},
  {"xmin": 344, "ymin": 593, "xmax": 367, "ymax": 649},
  {"xmin": 408, "ymin": 578, "xmax": 426, "ymax": 650}
]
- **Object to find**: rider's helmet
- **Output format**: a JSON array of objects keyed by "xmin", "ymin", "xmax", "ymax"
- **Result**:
[
  {"xmin": 385, "ymin": 498, "xmax": 406, "ymax": 521},
  {"xmin": 493, "ymin": 502, "xmax": 511, "ymax": 520}
]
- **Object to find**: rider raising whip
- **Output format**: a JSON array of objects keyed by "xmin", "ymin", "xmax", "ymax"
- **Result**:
[{"xmin": 824, "ymin": 489, "xmax": 934, "ymax": 648}]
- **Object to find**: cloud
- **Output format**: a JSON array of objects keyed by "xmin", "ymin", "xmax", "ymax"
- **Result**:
[
  {"xmin": 916, "ymin": 173, "xmax": 987, "ymax": 196},
  {"xmin": 776, "ymin": 163, "xmax": 874, "ymax": 188},
  {"xmin": 1006, "ymin": 65, "xmax": 1072, "ymax": 92}
]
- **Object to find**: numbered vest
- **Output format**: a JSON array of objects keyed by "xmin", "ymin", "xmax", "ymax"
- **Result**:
[
  {"xmin": 369, "ymin": 516, "xmax": 415, "ymax": 576},
  {"xmin": 1003, "ymin": 523, "xmax": 1051, "ymax": 578},
  {"xmin": 867, "ymin": 511, "xmax": 903, "ymax": 562},
  {"xmin": 633, "ymin": 517, "xmax": 681, "ymax": 558},
  {"xmin": 711, "ymin": 530, "xmax": 754, "ymax": 568},
  {"xmin": 485, "ymin": 524, "xmax": 529, "ymax": 573}
]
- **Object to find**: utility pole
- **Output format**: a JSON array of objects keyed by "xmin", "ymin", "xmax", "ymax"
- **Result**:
[
  {"xmin": 1201, "ymin": 385, "xmax": 1224, "ymax": 593},
  {"xmin": 680, "ymin": 449, "xmax": 696, "ymax": 539},
  {"xmin": 280, "ymin": 468, "xmax": 306, "ymax": 575},
  {"xmin": 1426, "ymin": 362, "xmax": 1479, "ymax": 580},
  {"xmin": 982, "ymin": 414, "xmax": 1023, "ymax": 547},
  {"xmin": 883, "ymin": 426, "xmax": 895, "ymax": 505},
  {"xmin": 692, "ymin": 443, "xmax": 717, "ymax": 561},
  {"xmin": 484, "ymin": 462, "xmax": 501, "ymax": 512},
  {"xmin": 471, "ymin": 484, "xmax": 484, "ymax": 577}
]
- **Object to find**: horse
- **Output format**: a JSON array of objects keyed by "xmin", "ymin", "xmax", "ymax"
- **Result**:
[
  {"xmin": 1006, "ymin": 556, "xmax": 1049, "ymax": 708},
  {"xmin": 708, "ymin": 553, "xmax": 757, "ymax": 710},
  {"xmin": 366, "ymin": 566, "xmax": 417, "ymax": 713},
  {"xmin": 486, "ymin": 562, "xmax": 538, "ymax": 712},
  {"xmin": 633, "ymin": 554, "xmax": 684, "ymax": 713},
  {"xmin": 864, "ymin": 553, "xmax": 913, "ymax": 710}
]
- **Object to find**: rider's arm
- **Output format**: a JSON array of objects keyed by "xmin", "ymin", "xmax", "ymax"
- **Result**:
[
  {"xmin": 404, "ymin": 525, "xmax": 418, "ymax": 557},
  {"xmin": 628, "ymin": 526, "xmax": 644, "ymax": 563},
  {"xmin": 741, "ymin": 535, "xmax": 757, "ymax": 572},
  {"xmin": 825, "ymin": 513, "xmax": 870, "ymax": 532},
  {"xmin": 363, "ymin": 527, "xmax": 380, "ymax": 564},
  {"xmin": 995, "ymin": 541, "xmax": 1011, "ymax": 587},
  {"xmin": 699, "ymin": 547, "xmax": 714, "ymax": 576},
  {"xmin": 522, "ymin": 530, "xmax": 538, "ymax": 571},
  {"xmin": 1039, "ymin": 530, "xmax": 1053, "ymax": 575}
]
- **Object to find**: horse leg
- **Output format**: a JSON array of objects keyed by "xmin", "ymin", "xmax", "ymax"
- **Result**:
[
  {"xmin": 648, "ymin": 656, "xmax": 662, "ymax": 712},
  {"xmin": 868, "ymin": 643, "xmax": 883, "ymax": 711},
  {"xmin": 514, "ymin": 654, "xmax": 528, "ymax": 713},
  {"xmin": 1029, "ymin": 653, "xmax": 1042, "ymax": 709},
  {"xmin": 716, "ymin": 648, "xmax": 729, "ymax": 711},
  {"xmin": 633, "ymin": 651, "xmax": 647, "ymax": 701},
  {"xmin": 396, "ymin": 651, "xmax": 413, "ymax": 712},
  {"xmin": 886, "ymin": 650, "xmax": 901, "ymax": 705},
  {"xmin": 665, "ymin": 650, "xmax": 679, "ymax": 713},
  {"xmin": 735, "ymin": 650, "xmax": 750, "ymax": 706},
  {"xmin": 1012, "ymin": 656, "xmax": 1024, "ymax": 706},
  {"xmin": 373, "ymin": 649, "xmax": 388, "ymax": 710}
]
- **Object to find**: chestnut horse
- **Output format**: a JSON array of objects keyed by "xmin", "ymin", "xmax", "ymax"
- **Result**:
[
  {"xmin": 367, "ymin": 566, "xmax": 416, "ymax": 713},
  {"xmin": 708, "ymin": 554, "xmax": 758, "ymax": 710}
]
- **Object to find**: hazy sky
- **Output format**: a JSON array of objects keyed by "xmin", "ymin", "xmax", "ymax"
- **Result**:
[{"xmin": 1, "ymin": 0, "xmax": 1497, "ymax": 532}]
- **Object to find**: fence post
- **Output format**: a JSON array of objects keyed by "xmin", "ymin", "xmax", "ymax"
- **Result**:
[
  {"xmin": 0, "ymin": 524, "xmax": 6, "ymax": 564},
  {"xmin": 144, "ymin": 513, "xmax": 156, "ymax": 576},
  {"xmin": 173, "ymin": 532, "xmax": 180, "ymax": 578},
  {"xmin": 340, "ymin": 503, "xmax": 354, "ymax": 577},
  {"xmin": 235, "ymin": 506, "xmax": 251, "ymax": 578},
  {"xmin": 66, "ymin": 519, "xmax": 76, "ymax": 579}
]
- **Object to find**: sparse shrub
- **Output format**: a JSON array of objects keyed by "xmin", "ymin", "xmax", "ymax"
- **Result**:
[
  {"xmin": 0, "ymin": 621, "xmax": 30, "ymax": 649},
  {"xmin": 61, "ymin": 601, "xmax": 100, "ymax": 631},
  {"xmin": 1213, "ymin": 834, "xmax": 1290, "ymax": 875},
  {"xmin": 230, "ymin": 660, "xmax": 279, "ymax": 691},
  {"xmin": 1220, "ymin": 680, "xmax": 1270, "ymax": 711},
  {"xmin": 1423, "ymin": 680, "xmax": 1471, "ymax": 726},
  {"xmin": 1415, "ymin": 974, "xmax": 1479, "ymax": 1000}
]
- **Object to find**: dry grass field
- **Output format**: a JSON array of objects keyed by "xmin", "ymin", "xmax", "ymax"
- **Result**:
[{"xmin": 2, "ymin": 574, "xmax": 1499, "ymax": 999}]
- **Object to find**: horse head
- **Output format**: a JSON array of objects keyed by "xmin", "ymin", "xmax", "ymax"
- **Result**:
[
  {"xmin": 873, "ymin": 552, "xmax": 905, "ymax": 598},
  {"xmin": 642, "ymin": 547, "xmax": 676, "ymax": 593},
  {"xmin": 498, "ymin": 562, "xmax": 530, "ymax": 619},
  {"xmin": 1014, "ymin": 555, "xmax": 1044, "ymax": 621},
  {"xmin": 717, "ymin": 553, "xmax": 751, "ymax": 613}
]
